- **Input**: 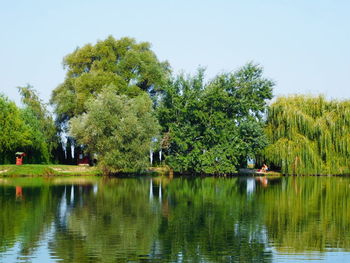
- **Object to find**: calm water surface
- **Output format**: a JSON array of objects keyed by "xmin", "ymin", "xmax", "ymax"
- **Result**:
[{"xmin": 1, "ymin": 176, "xmax": 350, "ymax": 262}]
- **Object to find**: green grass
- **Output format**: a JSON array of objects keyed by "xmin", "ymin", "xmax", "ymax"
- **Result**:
[
  {"xmin": 1, "ymin": 164, "xmax": 282, "ymax": 177},
  {"xmin": 0, "ymin": 164, "xmax": 101, "ymax": 177}
]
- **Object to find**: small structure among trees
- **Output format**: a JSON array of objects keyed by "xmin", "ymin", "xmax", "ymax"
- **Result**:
[{"xmin": 15, "ymin": 152, "xmax": 26, "ymax": 165}]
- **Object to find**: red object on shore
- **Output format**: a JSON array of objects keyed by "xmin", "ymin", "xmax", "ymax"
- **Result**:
[
  {"xmin": 16, "ymin": 157, "xmax": 23, "ymax": 165},
  {"xmin": 78, "ymin": 156, "xmax": 90, "ymax": 165},
  {"xmin": 15, "ymin": 152, "xmax": 26, "ymax": 165}
]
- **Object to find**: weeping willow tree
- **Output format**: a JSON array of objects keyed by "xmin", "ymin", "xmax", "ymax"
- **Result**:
[{"xmin": 264, "ymin": 95, "xmax": 350, "ymax": 175}]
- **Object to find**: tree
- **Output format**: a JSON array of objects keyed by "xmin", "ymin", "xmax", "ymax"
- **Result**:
[
  {"xmin": 157, "ymin": 63, "xmax": 273, "ymax": 174},
  {"xmin": 0, "ymin": 95, "xmax": 31, "ymax": 164},
  {"xmin": 264, "ymin": 95, "xmax": 350, "ymax": 175},
  {"xmin": 19, "ymin": 108, "xmax": 50, "ymax": 163},
  {"xmin": 69, "ymin": 87, "xmax": 159, "ymax": 174},
  {"xmin": 51, "ymin": 36, "xmax": 170, "ymax": 128},
  {"xmin": 18, "ymin": 85, "xmax": 58, "ymax": 163}
]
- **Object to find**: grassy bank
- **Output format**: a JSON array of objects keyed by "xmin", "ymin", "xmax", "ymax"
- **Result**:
[
  {"xmin": 0, "ymin": 164, "xmax": 171, "ymax": 177},
  {"xmin": 0, "ymin": 164, "xmax": 282, "ymax": 177},
  {"xmin": 0, "ymin": 164, "xmax": 101, "ymax": 177}
]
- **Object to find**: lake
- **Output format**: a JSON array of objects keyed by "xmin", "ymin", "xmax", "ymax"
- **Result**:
[{"xmin": 1, "ymin": 176, "xmax": 350, "ymax": 262}]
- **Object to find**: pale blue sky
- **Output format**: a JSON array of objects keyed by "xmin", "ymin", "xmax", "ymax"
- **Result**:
[{"xmin": 0, "ymin": 0, "xmax": 349, "ymax": 105}]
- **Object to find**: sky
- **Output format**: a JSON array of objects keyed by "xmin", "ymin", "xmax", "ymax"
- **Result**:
[{"xmin": 0, "ymin": 0, "xmax": 349, "ymax": 105}]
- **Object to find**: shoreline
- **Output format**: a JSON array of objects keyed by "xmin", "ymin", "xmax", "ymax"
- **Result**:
[
  {"xmin": 0, "ymin": 164, "xmax": 101, "ymax": 177},
  {"xmin": 0, "ymin": 164, "xmax": 283, "ymax": 177}
]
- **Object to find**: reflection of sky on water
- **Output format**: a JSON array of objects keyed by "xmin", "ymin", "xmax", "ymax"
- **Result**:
[
  {"xmin": 271, "ymin": 250, "xmax": 350, "ymax": 263},
  {"xmin": 3, "ymin": 241, "xmax": 350, "ymax": 263},
  {"xmin": 70, "ymin": 185, "xmax": 74, "ymax": 204},
  {"xmin": 149, "ymin": 179, "xmax": 162, "ymax": 203},
  {"xmin": 246, "ymin": 178, "xmax": 256, "ymax": 195},
  {"xmin": 0, "ymin": 223, "xmax": 57, "ymax": 263},
  {"xmin": 149, "ymin": 179, "xmax": 153, "ymax": 200},
  {"xmin": 59, "ymin": 186, "xmax": 67, "ymax": 222}
]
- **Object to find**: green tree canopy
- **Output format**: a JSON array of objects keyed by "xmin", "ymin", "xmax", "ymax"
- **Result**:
[
  {"xmin": 264, "ymin": 95, "xmax": 350, "ymax": 175},
  {"xmin": 51, "ymin": 36, "xmax": 170, "ymax": 127},
  {"xmin": 0, "ymin": 95, "xmax": 31, "ymax": 163},
  {"xmin": 18, "ymin": 85, "xmax": 58, "ymax": 163},
  {"xmin": 69, "ymin": 87, "xmax": 159, "ymax": 174},
  {"xmin": 157, "ymin": 63, "xmax": 274, "ymax": 174},
  {"xmin": 19, "ymin": 108, "xmax": 50, "ymax": 163}
]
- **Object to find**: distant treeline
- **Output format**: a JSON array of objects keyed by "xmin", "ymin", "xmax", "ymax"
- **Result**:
[{"xmin": 0, "ymin": 36, "xmax": 348, "ymax": 175}]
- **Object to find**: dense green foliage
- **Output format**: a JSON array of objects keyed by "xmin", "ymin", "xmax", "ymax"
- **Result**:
[
  {"xmin": 18, "ymin": 85, "xmax": 58, "ymax": 163},
  {"xmin": 264, "ymin": 95, "xmax": 350, "ymax": 175},
  {"xmin": 19, "ymin": 108, "xmax": 51, "ymax": 163},
  {"xmin": 69, "ymin": 87, "xmax": 159, "ymax": 173},
  {"xmin": 0, "ymin": 87, "xmax": 58, "ymax": 164},
  {"xmin": 0, "ymin": 95, "xmax": 31, "ymax": 163},
  {"xmin": 51, "ymin": 36, "xmax": 170, "ymax": 127},
  {"xmin": 49, "ymin": 36, "xmax": 169, "ymax": 171},
  {"xmin": 157, "ymin": 64, "xmax": 273, "ymax": 174},
  {"xmin": 1, "ymin": 36, "xmax": 275, "ymax": 172}
]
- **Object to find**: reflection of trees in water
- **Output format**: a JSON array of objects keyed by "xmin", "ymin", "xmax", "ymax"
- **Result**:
[
  {"xmin": 262, "ymin": 176, "xmax": 350, "ymax": 252},
  {"xmin": 49, "ymin": 180, "xmax": 161, "ymax": 262},
  {"xmin": 0, "ymin": 178, "xmax": 273, "ymax": 262},
  {"xmin": 156, "ymin": 178, "xmax": 272, "ymax": 262},
  {"xmin": 0, "ymin": 185, "xmax": 61, "ymax": 258},
  {"xmin": 2, "ymin": 177, "xmax": 350, "ymax": 262}
]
